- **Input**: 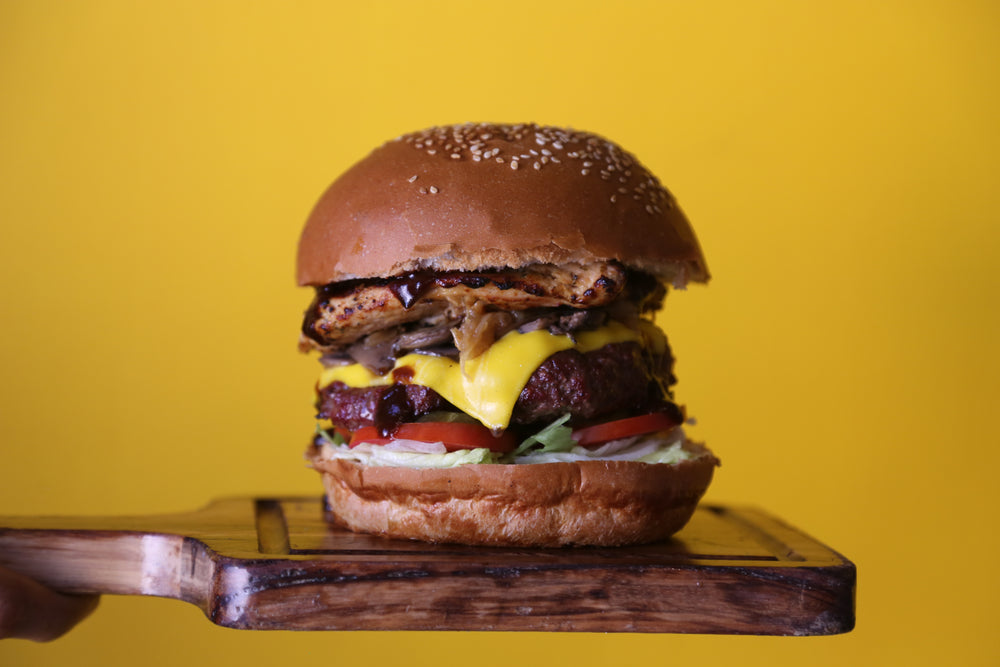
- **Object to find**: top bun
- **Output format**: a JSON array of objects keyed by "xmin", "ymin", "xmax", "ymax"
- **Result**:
[{"xmin": 297, "ymin": 123, "xmax": 709, "ymax": 286}]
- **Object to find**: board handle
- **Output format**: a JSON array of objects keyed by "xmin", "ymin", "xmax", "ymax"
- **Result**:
[
  {"xmin": 0, "ymin": 529, "xmax": 212, "ymax": 605},
  {"xmin": 0, "ymin": 499, "xmax": 263, "ymax": 604}
]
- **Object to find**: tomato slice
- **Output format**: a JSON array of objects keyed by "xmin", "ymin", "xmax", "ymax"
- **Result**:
[
  {"xmin": 350, "ymin": 422, "xmax": 517, "ymax": 453},
  {"xmin": 347, "ymin": 428, "xmax": 391, "ymax": 447},
  {"xmin": 572, "ymin": 412, "xmax": 681, "ymax": 448}
]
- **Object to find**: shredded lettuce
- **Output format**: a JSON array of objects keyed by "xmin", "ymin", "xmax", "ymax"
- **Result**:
[
  {"xmin": 317, "ymin": 441, "xmax": 498, "ymax": 468},
  {"xmin": 636, "ymin": 442, "xmax": 694, "ymax": 464},
  {"xmin": 514, "ymin": 437, "xmax": 692, "ymax": 465}
]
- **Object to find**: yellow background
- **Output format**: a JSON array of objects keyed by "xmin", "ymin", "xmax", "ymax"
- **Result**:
[{"xmin": 2, "ymin": 1, "xmax": 998, "ymax": 664}]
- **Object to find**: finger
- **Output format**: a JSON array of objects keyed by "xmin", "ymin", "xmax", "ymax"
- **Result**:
[{"xmin": 0, "ymin": 567, "xmax": 100, "ymax": 642}]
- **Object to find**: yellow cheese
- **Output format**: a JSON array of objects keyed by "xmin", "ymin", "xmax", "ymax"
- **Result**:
[{"xmin": 317, "ymin": 320, "xmax": 663, "ymax": 431}]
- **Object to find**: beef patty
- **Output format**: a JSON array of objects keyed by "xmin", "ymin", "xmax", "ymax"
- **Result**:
[{"xmin": 316, "ymin": 341, "xmax": 678, "ymax": 436}]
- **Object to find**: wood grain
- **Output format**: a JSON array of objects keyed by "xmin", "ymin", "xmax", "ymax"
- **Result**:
[{"xmin": 0, "ymin": 497, "xmax": 855, "ymax": 635}]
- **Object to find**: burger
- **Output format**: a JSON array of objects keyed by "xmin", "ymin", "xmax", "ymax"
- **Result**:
[{"xmin": 299, "ymin": 122, "xmax": 718, "ymax": 547}]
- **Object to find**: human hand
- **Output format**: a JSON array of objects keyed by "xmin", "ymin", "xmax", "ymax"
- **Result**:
[{"xmin": 0, "ymin": 566, "xmax": 99, "ymax": 641}]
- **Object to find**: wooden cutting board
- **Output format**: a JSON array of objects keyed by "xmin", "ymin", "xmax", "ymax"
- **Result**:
[{"xmin": 0, "ymin": 497, "xmax": 855, "ymax": 635}]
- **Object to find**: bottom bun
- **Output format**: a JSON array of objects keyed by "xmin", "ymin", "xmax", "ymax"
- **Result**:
[{"xmin": 307, "ymin": 442, "xmax": 719, "ymax": 547}]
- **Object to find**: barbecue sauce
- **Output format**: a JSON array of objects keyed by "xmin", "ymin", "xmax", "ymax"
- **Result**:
[{"xmin": 374, "ymin": 384, "xmax": 411, "ymax": 437}]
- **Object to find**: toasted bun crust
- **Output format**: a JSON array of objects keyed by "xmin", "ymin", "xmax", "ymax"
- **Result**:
[
  {"xmin": 297, "ymin": 123, "xmax": 709, "ymax": 286},
  {"xmin": 307, "ymin": 444, "xmax": 719, "ymax": 547}
]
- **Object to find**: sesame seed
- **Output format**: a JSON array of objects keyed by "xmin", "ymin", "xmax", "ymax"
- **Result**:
[
  {"xmin": 430, "ymin": 185, "xmax": 439, "ymax": 194},
  {"xmin": 419, "ymin": 187, "xmax": 428, "ymax": 194},
  {"xmin": 396, "ymin": 125, "xmax": 673, "ymax": 213}
]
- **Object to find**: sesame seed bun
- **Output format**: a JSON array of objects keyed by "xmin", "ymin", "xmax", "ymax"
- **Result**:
[
  {"xmin": 307, "ymin": 441, "xmax": 719, "ymax": 547},
  {"xmin": 297, "ymin": 123, "xmax": 709, "ymax": 286}
]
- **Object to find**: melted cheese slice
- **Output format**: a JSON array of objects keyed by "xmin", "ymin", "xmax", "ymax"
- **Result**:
[{"xmin": 318, "ymin": 320, "xmax": 664, "ymax": 431}]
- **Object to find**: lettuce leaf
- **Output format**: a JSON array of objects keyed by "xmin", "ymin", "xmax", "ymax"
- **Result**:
[
  {"xmin": 316, "ymin": 423, "xmax": 346, "ymax": 446},
  {"xmin": 512, "ymin": 414, "xmax": 576, "ymax": 456}
]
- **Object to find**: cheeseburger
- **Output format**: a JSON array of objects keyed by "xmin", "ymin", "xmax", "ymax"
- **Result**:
[{"xmin": 299, "ymin": 123, "xmax": 718, "ymax": 547}]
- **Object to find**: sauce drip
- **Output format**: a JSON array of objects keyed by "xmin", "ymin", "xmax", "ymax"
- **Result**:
[
  {"xmin": 392, "ymin": 366, "xmax": 416, "ymax": 383},
  {"xmin": 374, "ymin": 384, "xmax": 412, "ymax": 437}
]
